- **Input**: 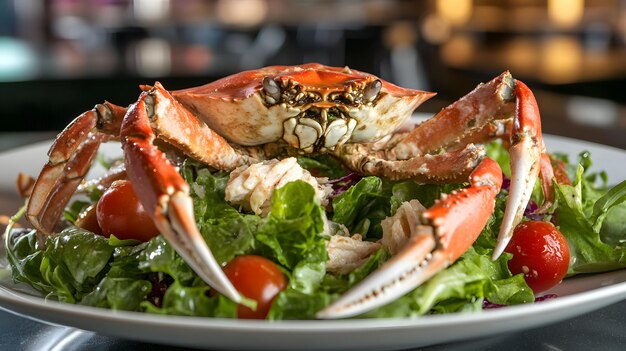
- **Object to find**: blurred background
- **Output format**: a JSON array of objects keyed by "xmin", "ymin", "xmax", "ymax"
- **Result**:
[{"xmin": 0, "ymin": 0, "xmax": 625, "ymax": 148}]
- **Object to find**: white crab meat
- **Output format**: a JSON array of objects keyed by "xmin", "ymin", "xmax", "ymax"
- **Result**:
[
  {"xmin": 380, "ymin": 200, "xmax": 427, "ymax": 255},
  {"xmin": 225, "ymin": 157, "xmax": 331, "ymax": 216},
  {"xmin": 326, "ymin": 234, "xmax": 381, "ymax": 274},
  {"xmin": 325, "ymin": 200, "xmax": 428, "ymax": 275}
]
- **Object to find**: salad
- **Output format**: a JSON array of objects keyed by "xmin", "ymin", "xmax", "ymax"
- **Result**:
[{"xmin": 3, "ymin": 140, "xmax": 626, "ymax": 320}]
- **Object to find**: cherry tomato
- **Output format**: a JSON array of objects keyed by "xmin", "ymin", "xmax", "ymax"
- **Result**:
[
  {"xmin": 96, "ymin": 180, "xmax": 160, "ymax": 241},
  {"xmin": 505, "ymin": 221, "xmax": 570, "ymax": 293},
  {"xmin": 222, "ymin": 255, "xmax": 287, "ymax": 319}
]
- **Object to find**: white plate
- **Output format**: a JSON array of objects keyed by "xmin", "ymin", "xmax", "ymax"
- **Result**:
[{"xmin": 0, "ymin": 135, "xmax": 625, "ymax": 351}]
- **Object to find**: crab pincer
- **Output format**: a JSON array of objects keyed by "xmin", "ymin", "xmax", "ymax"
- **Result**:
[
  {"xmin": 317, "ymin": 158, "xmax": 502, "ymax": 319},
  {"xmin": 492, "ymin": 81, "xmax": 554, "ymax": 260},
  {"xmin": 121, "ymin": 87, "xmax": 242, "ymax": 303},
  {"xmin": 318, "ymin": 74, "xmax": 554, "ymax": 319}
]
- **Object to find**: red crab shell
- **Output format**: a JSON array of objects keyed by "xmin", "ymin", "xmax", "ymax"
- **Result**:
[{"xmin": 172, "ymin": 63, "xmax": 435, "ymax": 150}]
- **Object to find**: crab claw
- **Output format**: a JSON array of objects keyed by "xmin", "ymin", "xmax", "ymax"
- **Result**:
[
  {"xmin": 492, "ymin": 81, "xmax": 553, "ymax": 260},
  {"xmin": 317, "ymin": 158, "xmax": 502, "ymax": 319},
  {"xmin": 153, "ymin": 191, "xmax": 242, "ymax": 303},
  {"xmin": 122, "ymin": 90, "xmax": 241, "ymax": 303}
]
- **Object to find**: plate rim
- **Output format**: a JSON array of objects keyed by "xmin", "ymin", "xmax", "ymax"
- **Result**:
[{"xmin": 0, "ymin": 269, "xmax": 625, "ymax": 351}]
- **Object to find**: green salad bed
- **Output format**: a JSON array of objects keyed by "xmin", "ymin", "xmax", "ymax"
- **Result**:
[{"xmin": 4, "ymin": 142, "xmax": 626, "ymax": 319}]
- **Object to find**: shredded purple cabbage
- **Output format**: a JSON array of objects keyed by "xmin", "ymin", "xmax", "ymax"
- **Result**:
[
  {"xmin": 482, "ymin": 293, "xmax": 558, "ymax": 309},
  {"xmin": 501, "ymin": 173, "xmax": 511, "ymax": 192},
  {"xmin": 327, "ymin": 172, "xmax": 362, "ymax": 185},
  {"xmin": 328, "ymin": 172, "xmax": 363, "ymax": 198},
  {"xmin": 147, "ymin": 274, "xmax": 173, "ymax": 308},
  {"xmin": 534, "ymin": 293, "xmax": 558, "ymax": 302},
  {"xmin": 524, "ymin": 200, "xmax": 544, "ymax": 221},
  {"xmin": 482, "ymin": 299, "xmax": 506, "ymax": 309}
]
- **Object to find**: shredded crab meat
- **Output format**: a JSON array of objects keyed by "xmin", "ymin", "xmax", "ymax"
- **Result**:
[
  {"xmin": 326, "ymin": 234, "xmax": 381, "ymax": 274},
  {"xmin": 226, "ymin": 157, "xmax": 433, "ymax": 275},
  {"xmin": 380, "ymin": 200, "xmax": 428, "ymax": 255},
  {"xmin": 326, "ymin": 200, "xmax": 431, "ymax": 275},
  {"xmin": 225, "ymin": 157, "xmax": 331, "ymax": 216}
]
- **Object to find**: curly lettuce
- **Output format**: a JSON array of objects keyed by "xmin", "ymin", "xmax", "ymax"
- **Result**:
[{"xmin": 553, "ymin": 165, "xmax": 626, "ymax": 274}]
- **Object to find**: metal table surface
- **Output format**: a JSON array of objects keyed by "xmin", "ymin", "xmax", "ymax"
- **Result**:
[{"xmin": 0, "ymin": 132, "xmax": 625, "ymax": 351}]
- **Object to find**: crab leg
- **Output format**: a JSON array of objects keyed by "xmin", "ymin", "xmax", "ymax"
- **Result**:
[
  {"xmin": 391, "ymin": 73, "xmax": 554, "ymax": 259},
  {"xmin": 392, "ymin": 72, "xmax": 516, "ymax": 160},
  {"xmin": 26, "ymin": 102, "xmax": 126, "ymax": 234},
  {"xmin": 317, "ymin": 158, "xmax": 502, "ymax": 319},
  {"xmin": 146, "ymin": 83, "xmax": 248, "ymax": 171},
  {"xmin": 336, "ymin": 143, "xmax": 485, "ymax": 183},
  {"xmin": 492, "ymin": 81, "xmax": 553, "ymax": 259},
  {"xmin": 334, "ymin": 71, "xmax": 514, "ymax": 184},
  {"xmin": 121, "ymin": 87, "xmax": 242, "ymax": 302}
]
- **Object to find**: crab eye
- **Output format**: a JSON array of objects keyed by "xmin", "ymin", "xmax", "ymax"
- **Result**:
[
  {"xmin": 363, "ymin": 79, "xmax": 382, "ymax": 102},
  {"xmin": 262, "ymin": 77, "xmax": 282, "ymax": 101}
]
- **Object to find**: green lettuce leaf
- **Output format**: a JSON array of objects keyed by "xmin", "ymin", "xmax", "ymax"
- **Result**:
[
  {"xmin": 332, "ymin": 177, "xmax": 393, "ymax": 239},
  {"xmin": 296, "ymin": 155, "xmax": 348, "ymax": 179},
  {"xmin": 6, "ymin": 228, "xmax": 50, "ymax": 293},
  {"xmin": 256, "ymin": 180, "xmax": 327, "ymax": 270},
  {"xmin": 142, "ymin": 281, "xmax": 237, "ymax": 318},
  {"xmin": 79, "ymin": 242, "xmax": 152, "ymax": 310},
  {"xmin": 554, "ymin": 165, "xmax": 626, "ymax": 274},
  {"xmin": 357, "ymin": 247, "xmax": 532, "ymax": 318},
  {"xmin": 39, "ymin": 228, "xmax": 114, "ymax": 303},
  {"xmin": 267, "ymin": 288, "xmax": 333, "ymax": 320},
  {"xmin": 260, "ymin": 181, "xmax": 329, "ymax": 319},
  {"xmin": 138, "ymin": 236, "xmax": 196, "ymax": 284},
  {"xmin": 5, "ymin": 226, "xmax": 115, "ymax": 303},
  {"xmin": 81, "ymin": 277, "xmax": 151, "ymax": 310},
  {"xmin": 181, "ymin": 162, "xmax": 260, "ymax": 265}
]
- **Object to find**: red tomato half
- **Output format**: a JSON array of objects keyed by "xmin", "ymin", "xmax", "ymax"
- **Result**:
[
  {"xmin": 96, "ymin": 180, "xmax": 160, "ymax": 241},
  {"xmin": 223, "ymin": 255, "xmax": 287, "ymax": 319},
  {"xmin": 505, "ymin": 221, "xmax": 570, "ymax": 293}
]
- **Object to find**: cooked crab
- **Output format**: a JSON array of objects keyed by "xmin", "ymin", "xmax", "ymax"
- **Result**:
[{"xmin": 25, "ymin": 63, "xmax": 554, "ymax": 318}]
